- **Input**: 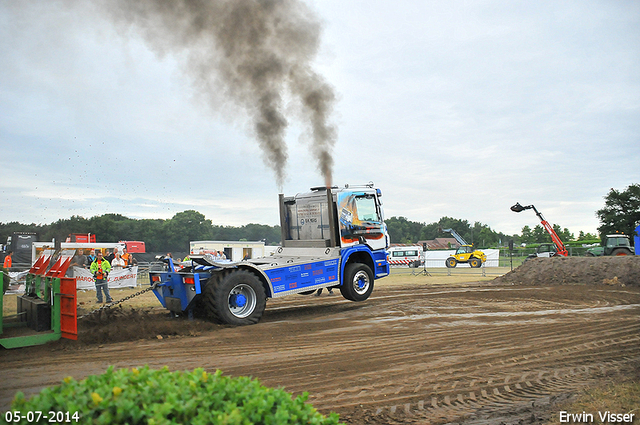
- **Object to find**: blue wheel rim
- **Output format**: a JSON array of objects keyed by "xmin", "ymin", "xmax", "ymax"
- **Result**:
[{"xmin": 228, "ymin": 284, "xmax": 257, "ymax": 318}]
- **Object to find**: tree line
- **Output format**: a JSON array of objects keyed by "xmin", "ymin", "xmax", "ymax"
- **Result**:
[
  {"xmin": 0, "ymin": 210, "xmax": 281, "ymax": 253},
  {"xmin": 387, "ymin": 183, "xmax": 640, "ymax": 247},
  {"xmin": 385, "ymin": 216, "xmax": 580, "ymax": 248},
  {"xmin": 2, "ymin": 183, "xmax": 637, "ymax": 252},
  {"xmin": 0, "ymin": 211, "xmax": 580, "ymax": 253}
]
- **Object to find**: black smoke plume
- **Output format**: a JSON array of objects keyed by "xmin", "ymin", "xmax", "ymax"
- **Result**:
[{"xmin": 102, "ymin": 0, "xmax": 337, "ymax": 188}]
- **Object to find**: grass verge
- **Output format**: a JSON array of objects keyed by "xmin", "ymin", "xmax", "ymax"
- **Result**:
[{"xmin": 545, "ymin": 381, "xmax": 639, "ymax": 424}]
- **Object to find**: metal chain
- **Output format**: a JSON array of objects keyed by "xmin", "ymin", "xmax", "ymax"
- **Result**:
[{"xmin": 78, "ymin": 282, "xmax": 159, "ymax": 320}]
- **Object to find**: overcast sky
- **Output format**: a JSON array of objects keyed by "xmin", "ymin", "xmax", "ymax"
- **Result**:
[{"xmin": 1, "ymin": 0, "xmax": 639, "ymax": 239}]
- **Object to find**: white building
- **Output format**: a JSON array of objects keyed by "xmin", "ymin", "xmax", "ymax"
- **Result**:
[{"xmin": 189, "ymin": 240, "xmax": 269, "ymax": 261}]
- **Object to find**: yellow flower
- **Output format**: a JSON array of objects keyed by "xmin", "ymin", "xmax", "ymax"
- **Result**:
[
  {"xmin": 91, "ymin": 392, "xmax": 103, "ymax": 405},
  {"xmin": 132, "ymin": 368, "xmax": 139, "ymax": 376},
  {"xmin": 112, "ymin": 387, "xmax": 123, "ymax": 397},
  {"xmin": 63, "ymin": 376, "xmax": 73, "ymax": 384},
  {"xmin": 202, "ymin": 371, "xmax": 208, "ymax": 382}
]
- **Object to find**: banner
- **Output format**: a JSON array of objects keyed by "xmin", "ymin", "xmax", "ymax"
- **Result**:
[{"xmin": 73, "ymin": 266, "xmax": 138, "ymax": 290}]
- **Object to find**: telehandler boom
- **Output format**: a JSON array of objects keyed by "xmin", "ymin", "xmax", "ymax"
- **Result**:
[{"xmin": 510, "ymin": 202, "xmax": 568, "ymax": 257}]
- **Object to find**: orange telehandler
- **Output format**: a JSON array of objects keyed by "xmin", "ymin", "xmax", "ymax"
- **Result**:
[{"xmin": 510, "ymin": 202, "xmax": 568, "ymax": 258}]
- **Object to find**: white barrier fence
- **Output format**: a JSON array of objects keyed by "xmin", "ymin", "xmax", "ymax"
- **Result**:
[
  {"xmin": 390, "ymin": 249, "xmax": 500, "ymax": 268},
  {"xmin": 73, "ymin": 266, "xmax": 138, "ymax": 290},
  {"xmin": 425, "ymin": 249, "xmax": 500, "ymax": 267}
]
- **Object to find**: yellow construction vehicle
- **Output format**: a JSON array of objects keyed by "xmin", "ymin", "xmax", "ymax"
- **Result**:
[{"xmin": 441, "ymin": 228, "xmax": 487, "ymax": 268}]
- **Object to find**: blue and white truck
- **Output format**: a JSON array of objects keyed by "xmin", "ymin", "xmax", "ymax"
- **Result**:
[{"xmin": 149, "ymin": 184, "xmax": 390, "ymax": 325}]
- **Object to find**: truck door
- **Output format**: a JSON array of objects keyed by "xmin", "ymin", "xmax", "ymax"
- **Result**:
[{"xmin": 337, "ymin": 191, "xmax": 386, "ymax": 251}]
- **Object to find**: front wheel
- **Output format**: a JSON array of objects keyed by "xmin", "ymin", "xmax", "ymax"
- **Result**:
[
  {"xmin": 340, "ymin": 263, "xmax": 374, "ymax": 302},
  {"xmin": 445, "ymin": 257, "xmax": 457, "ymax": 268},
  {"xmin": 204, "ymin": 270, "xmax": 266, "ymax": 325}
]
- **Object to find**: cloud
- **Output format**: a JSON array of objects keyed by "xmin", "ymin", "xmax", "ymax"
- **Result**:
[{"xmin": 1, "ymin": 0, "xmax": 639, "ymax": 237}]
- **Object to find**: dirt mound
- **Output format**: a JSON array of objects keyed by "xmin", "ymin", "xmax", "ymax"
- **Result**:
[
  {"xmin": 77, "ymin": 306, "xmax": 223, "ymax": 345},
  {"xmin": 493, "ymin": 256, "xmax": 640, "ymax": 287}
]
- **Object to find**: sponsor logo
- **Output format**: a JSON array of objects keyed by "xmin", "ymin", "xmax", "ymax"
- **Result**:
[
  {"xmin": 274, "ymin": 284, "xmax": 285, "ymax": 292},
  {"xmin": 77, "ymin": 276, "xmax": 94, "ymax": 282},
  {"xmin": 111, "ymin": 274, "xmax": 135, "ymax": 282},
  {"xmin": 289, "ymin": 266, "xmax": 301, "ymax": 273}
]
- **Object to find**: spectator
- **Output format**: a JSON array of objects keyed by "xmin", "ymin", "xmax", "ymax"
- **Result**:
[
  {"xmin": 70, "ymin": 249, "xmax": 87, "ymax": 269},
  {"xmin": 3, "ymin": 251, "xmax": 12, "ymax": 270},
  {"xmin": 67, "ymin": 249, "xmax": 86, "ymax": 277},
  {"xmin": 86, "ymin": 250, "xmax": 97, "ymax": 268},
  {"xmin": 2, "ymin": 251, "xmax": 11, "ymax": 294},
  {"xmin": 111, "ymin": 252, "xmax": 125, "ymax": 270},
  {"xmin": 121, "ymin": 247, "xmax": 137, "ymax": 267},
  {"xmin": 106, "ymin": 248, "xmax": 118, "ymax": 263},
  {"xmin": 90, "ymin": 251, "xmax": 112, "ymax": 303}
]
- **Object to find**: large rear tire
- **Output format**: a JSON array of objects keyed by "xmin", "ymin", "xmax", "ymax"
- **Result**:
[
  {"xmin": 612, "ymin": 248, "xmax": 633, "ymax": 256},
  {"xmin": 340, "ymin": 263, "xmax": 374, "ymax": 302},
  {"xmin": 204, "ymin": 270, "xmax": 266, "ymax": 325},
  {"xmin": 469, "ymin": 258, "xmax": 481, "ymax": 268}
]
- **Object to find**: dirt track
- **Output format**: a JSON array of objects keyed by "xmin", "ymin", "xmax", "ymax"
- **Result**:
[{"xmin": 2, "ymin": 258, "xmax": 640, "ymax": 424}]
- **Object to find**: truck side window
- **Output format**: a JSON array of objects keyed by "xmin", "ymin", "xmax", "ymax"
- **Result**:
[{"xmin": 354, "ymin": 196, "xmax": 380, "ymax": 222}]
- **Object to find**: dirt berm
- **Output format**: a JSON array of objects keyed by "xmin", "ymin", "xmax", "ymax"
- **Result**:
[{"xmin": 493, "ymin": 255, "xmax": 640, "ymax": 287}]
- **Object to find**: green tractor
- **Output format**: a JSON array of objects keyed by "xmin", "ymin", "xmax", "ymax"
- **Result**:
[{"xmin": 586, "ymin": 234, "xmax": 635, "ymax": 256}]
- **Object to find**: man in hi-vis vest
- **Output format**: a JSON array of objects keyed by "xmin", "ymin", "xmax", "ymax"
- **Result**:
[{"xmin": 90, "ymin": 250, "xmax": 112, "ymax": 303}]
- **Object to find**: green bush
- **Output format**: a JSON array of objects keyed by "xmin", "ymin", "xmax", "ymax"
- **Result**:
[{"xmin": 6, "ymin": 366, "xmax": 343, "ymax": 425}]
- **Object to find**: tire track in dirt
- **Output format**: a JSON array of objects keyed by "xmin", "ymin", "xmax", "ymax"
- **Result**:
[
  {"xmin": 172, "ymin": 286, "xmax": 640, "ymax": 421},
  {"xmin": 233, "ymin": 286, "xmax": 640, "ymax": 420}
]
